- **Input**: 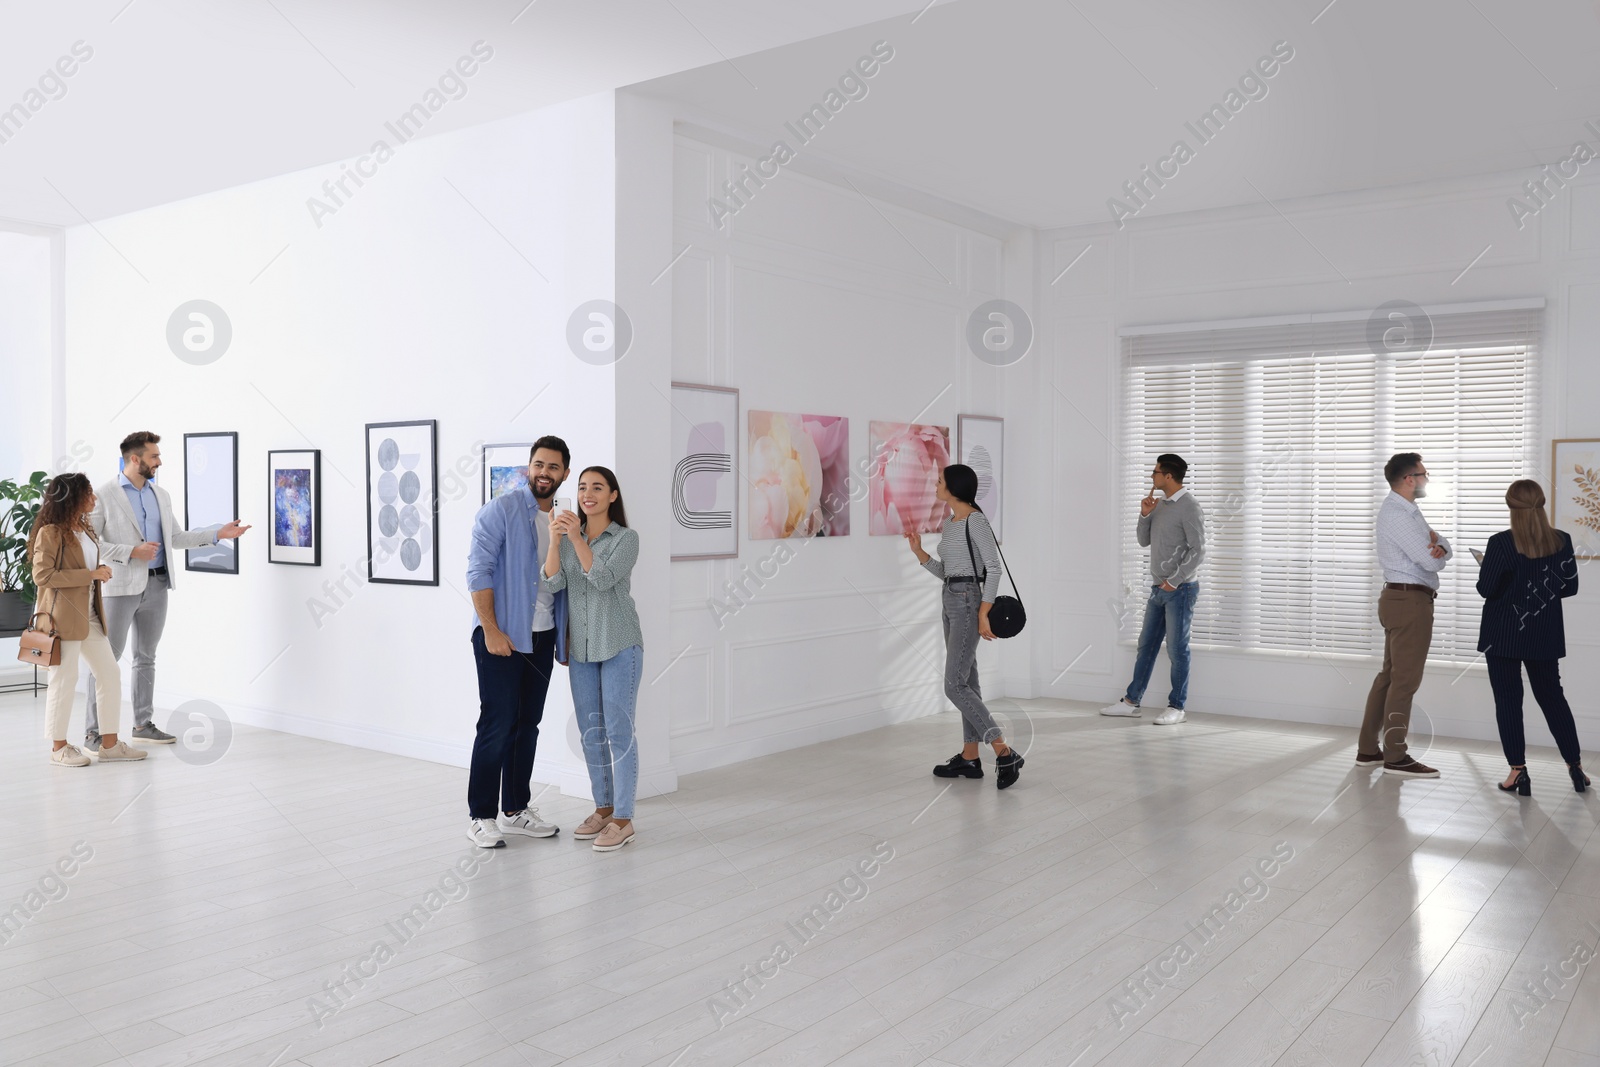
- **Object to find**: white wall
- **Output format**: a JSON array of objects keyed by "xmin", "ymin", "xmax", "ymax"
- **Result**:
[
  {"xmin": 0, "ymin": 226, "xmax": 62, "ymax": 670},
  {"xmin": 658, "ymin": 127, "xmax": 1033, "ymax": 774},
  {"xmin": 1031, "ymin": 166, "xmax": 1600, "ymax": 754},
  {"xmin": 50, "ymin": 77, "xmax": 1595, "ymax": 782},
  {"xmin": 0, "ymin": 228, "xmax": 58, "ymax": 481},
  {"xmin": 58, "ymin": 93, "xmax": 647, "ymax": 797}
]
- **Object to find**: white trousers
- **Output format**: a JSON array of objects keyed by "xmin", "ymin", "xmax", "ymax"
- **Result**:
[{"xmin": 45, "ymin": 617, "xmax": 122, "ymax": 742}]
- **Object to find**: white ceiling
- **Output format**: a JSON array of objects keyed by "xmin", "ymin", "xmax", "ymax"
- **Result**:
[
  {"xmin": 635, "ymin": 0, "xmax": 1600, "ymax": 230},
  {"xmin": 6, "ymin": 0, "xmax": 1600, "ymax": 232},
  {"xmin": 0, "ymin": 0, "xmax": 940, "ymax": 226}
]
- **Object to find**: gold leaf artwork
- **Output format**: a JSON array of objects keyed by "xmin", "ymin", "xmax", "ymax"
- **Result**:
[{"xmin": 1572, "ymin": 464, "xmax": 1600, "ymax": 532}]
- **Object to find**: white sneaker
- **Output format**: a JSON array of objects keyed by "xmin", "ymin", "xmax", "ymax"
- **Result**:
[
  {"xmin": 1153, "ymin": 706, "xmax": 1186, "ymax": 725},
  {"xmin": 465, "ymin": 818, "xmax": 506, "ymax": 848},
  {"xmin": 96, "ymin": 741, "xmax": 149, "ymax": 761},
  {"xmin": 1100, "ymin": 700, "xmax": 1141, "ymax": 717},
  {"xmin": 51, "ymin": 744, "xmax": 90, "ymax": 768},
  {"xmin": 499, "ymin": 808, "xmax": 558, "ymax": 838}
]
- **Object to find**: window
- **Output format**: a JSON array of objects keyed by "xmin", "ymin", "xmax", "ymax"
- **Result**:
[{"xmin": 1119, "ymin": 301, "xmax": 1541, "ymax": 666}]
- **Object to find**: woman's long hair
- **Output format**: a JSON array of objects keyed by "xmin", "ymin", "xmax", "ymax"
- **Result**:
[
  {"xmin": 579, "ymin": 466, "xmax": 628, "ymax": 529},
  {"xmin": 27, "ymin": 473, "xmax": 94, "ymax": 557},
  {"xmin": 943, "ymin": 464, "xmax": 982, "ymax": 511},
  {"xmin": 1506, "ymin": 479, "xmax": 1562, "ymax": 558}
]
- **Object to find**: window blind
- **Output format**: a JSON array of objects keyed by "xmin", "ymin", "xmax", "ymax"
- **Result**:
[{"xmin": 1118, "ymin": 303, "xmax": 1541, "ymax": 666}]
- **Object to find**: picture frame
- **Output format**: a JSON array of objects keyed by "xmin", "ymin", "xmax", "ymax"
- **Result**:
[
  {"xmin": 182, "ymin": 431, "xmax": 239, "ymax": 575},
  {"xmin": 749, "ymin": 410, "xmax": 851, "ymax": 539},
  {"xmin": 267, "ymin": 449, "xmax": 321, "ymax": 566},
  {"xmin": 365, "ymin": 420, "xmax": 439, "ymax": 586},
  {"xmin": 1551, "ymin": 438, "xmax": 1600, "ymax": 560},
  {"xmin": 867, "ymin": 420, "xmax": 951, "ymax": 536},
  {"xmin": 482, "ymin": 443, "xmax": 534, "ymax": 504},
  {"xmin": 670, "ymin": 383, "xmax": 739, "ymax": 560},
  {"xmin": 957, "ymin": 415, "xmax": 1005, "ymax": 543}
]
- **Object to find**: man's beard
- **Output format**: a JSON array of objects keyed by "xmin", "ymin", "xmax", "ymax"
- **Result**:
[{"xmin": 528, "ymin": 475, "xmax": 557, "ymax": 499}]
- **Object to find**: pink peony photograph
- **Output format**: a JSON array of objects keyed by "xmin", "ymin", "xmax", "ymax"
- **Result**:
[
  {"xmin": 868, "ymin": 421, "xmax": 951, "ymax": 535},
  {"xmin": 747, "ymin": 410, "xmax": 851, "ymax": 539}
]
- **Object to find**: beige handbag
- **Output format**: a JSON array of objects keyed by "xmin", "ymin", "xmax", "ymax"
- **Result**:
[{"xmin": 17, "ymin": 612, "xmax": 60, "ymax": 667}]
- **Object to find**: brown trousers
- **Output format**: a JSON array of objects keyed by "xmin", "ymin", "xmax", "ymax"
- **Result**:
[{"xmin": 1360, "ymin": 587, "xmax": 1434, "ymax": 761}]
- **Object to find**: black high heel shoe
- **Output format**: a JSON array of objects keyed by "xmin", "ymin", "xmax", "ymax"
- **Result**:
[
  {"xmin": 1498, "ymin": 767, "xmax": 1531, "ymax": 796},
  {"xmin": 1570, "ymin": 764, "xmax": 1590, "ymax": 793}
]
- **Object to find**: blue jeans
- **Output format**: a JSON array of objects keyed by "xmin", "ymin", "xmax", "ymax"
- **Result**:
[
  {"xmin": 1125, "ymin": 582, "xmax": 1197, "ymax": 710},
  {"xmin": 569, "ymin": 645, "xmax": 643, "ymax": 819}
]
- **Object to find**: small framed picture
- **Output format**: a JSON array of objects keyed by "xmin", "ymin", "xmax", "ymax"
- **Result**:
[
  {"xmin": 268, "ymin": 450, "xmax": 321, "ymax": 566},
  {"xmin": 671, "ymin": 383, "xmax": 739, "ymax": 560},
  {"xmin": 183, "ymin": 431, "xmax": 239, "ymax": 575},
  {"xmin": 366, "ymin": 420, "xmax": 439, "ymax": 586},
  {"xmin": 957, "ymin": 415, "xmax": 1004, "ymax": 543},
  {"xmin": 1551, "ymin": 438, "xmax": 1600, "ymax": 559},
  {"xmin": 482, "ymin": 443, "xmax": 533, "ymax": 504}
]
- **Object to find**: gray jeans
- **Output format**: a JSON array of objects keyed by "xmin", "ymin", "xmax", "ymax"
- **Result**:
[
  {"xmin": 85, "ymin": 573, "xmax": 169, "ymax": 736},
  {"xmin": 942, "ymin": 581, "xmax": 1001, "ymax": 744}
]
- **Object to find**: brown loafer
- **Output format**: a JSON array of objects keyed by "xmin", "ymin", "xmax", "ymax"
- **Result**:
[{"xmin": 1383, "ymin": 758, "xmax": 1439, "ymax": 778}]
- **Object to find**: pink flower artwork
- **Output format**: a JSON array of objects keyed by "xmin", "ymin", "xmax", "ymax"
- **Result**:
[
  {"xmin": 868, "ymin": 421, "xmax": 951, "ymax": 535},
  {"xmin": 748, "ymin": 411, "xmax": 851, "ymax": 539}
]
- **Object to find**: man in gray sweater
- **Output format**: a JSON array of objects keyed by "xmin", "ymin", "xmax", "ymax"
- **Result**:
[{"xmin": 1103, "ymin": 454, "xmax": 1207, "ymax": 725}]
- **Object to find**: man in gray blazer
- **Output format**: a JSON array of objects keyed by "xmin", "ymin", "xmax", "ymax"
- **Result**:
[{"xmin": 85, "ymin": 431, "xmax": 250, "ymax": 747}]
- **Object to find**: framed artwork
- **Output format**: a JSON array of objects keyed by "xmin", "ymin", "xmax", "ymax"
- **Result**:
[
  {"xmin": 1551, "ymin": 438, "xmax": 1600, "ymax": 559},
  {"xmin": 268, "ymin": 450, "xmax": 321, "ymax": 566},
  {"xmin": 365, "ymin": 420, "xmax": 439, "ymax": 585},
  {"xmin": 958, "ymin": 415, "xmax": 1005, "ymax": 543},
  {"xmin": 748, "ymin": 410, "xmax": 850, "ymax": 539},
  {"xmin": 867, "ymin": 421, "xmax": 951, "ymax": 536},
  {"xmin": 182, "ymin": 432, "xmax": 238, "ymax": 574},
  {"xmin": 482, "ymin": 443, "xmax": 533, "ymax": 504},
  {"xmin": 670, "ymin": 383, "xmax": 739, "ymax": 560}
]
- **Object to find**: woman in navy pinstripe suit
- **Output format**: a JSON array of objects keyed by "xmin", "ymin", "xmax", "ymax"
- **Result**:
[{"xmin": 1476, "ymin": 479, "xmax": 1588, "ymax": 795}]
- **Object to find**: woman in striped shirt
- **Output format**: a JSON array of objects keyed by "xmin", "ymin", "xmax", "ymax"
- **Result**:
[{"xmin": 905, "ymin": 464, "xmax": 1023, "ymax": 789}]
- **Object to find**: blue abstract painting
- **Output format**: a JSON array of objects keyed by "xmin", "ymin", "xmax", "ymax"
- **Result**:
[
  {"xmin": 489, "ymin": 466, "xmax": 524, "ymax": 499},
  {"xmin": 274, "ymin": 469, "xmax": 313, "ymax": 547}
]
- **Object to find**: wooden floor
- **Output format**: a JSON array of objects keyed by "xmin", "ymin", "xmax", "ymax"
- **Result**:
[{"xmin": 1, "ymin": 691, "xmax": 1597, "ymax": 1067}]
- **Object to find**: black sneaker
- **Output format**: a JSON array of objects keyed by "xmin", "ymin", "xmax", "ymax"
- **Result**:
[
  {"xmin": 996, "ymin": 750, "xmax": 1025, "ymax": 790},
  {"xmin": 933, "ymin": 755, "xmax": 983, "ymax": 779}
]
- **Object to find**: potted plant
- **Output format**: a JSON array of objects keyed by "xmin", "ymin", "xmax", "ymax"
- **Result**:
[{"xmin": 1, "ymin": 472, "xmax": 47, "ymax": 632}]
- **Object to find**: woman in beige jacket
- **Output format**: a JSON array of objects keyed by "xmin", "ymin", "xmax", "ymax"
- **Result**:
[{"xmin": 29, "ymin": 473, "xmax": 147, "ymax": 767}]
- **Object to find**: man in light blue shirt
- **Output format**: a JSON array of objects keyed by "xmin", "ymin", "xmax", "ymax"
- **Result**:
[
  {"xmin": 464, "ymin": 436, "xmax": 571, "ymax": 848},
  {"xmin": 1359, "ymin": 452, "xmax": 1449, "ymax": 779},
  {"xmin": 87, "ymin": 431, "xmax": 249, "ymax": 747}
]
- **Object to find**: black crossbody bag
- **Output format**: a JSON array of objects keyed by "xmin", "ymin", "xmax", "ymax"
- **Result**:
[{"xmin": 963, "ymin": 516, "xmax": 1026, "ymax": 638}]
